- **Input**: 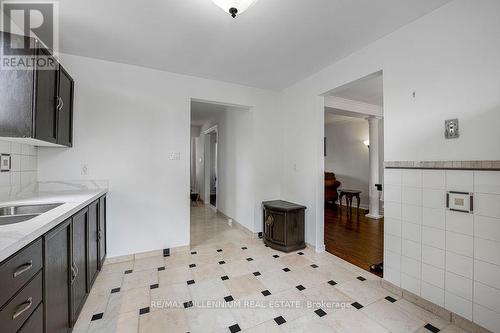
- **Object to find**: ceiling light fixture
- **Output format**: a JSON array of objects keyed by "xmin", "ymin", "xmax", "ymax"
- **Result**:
[{"xmin": 212, "ymin": 0, "xmax": 257, "ymax": 18}]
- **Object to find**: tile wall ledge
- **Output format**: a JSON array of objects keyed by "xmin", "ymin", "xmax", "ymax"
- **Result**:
[{"xmin": 384, "ymin": 160, "xmax": 500, "ymax": 170}]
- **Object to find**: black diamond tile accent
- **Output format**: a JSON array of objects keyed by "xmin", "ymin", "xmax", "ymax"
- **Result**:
[
  {"xmin": 297, "ymin": 252, "xmax": 304, "ymax": 255},
  {"xmin": 253, "ymin": 271, "xmax": 261, "ymax": 276},
  {"xmin": 229, "ymin": 324, "xmax": 241, "ymax": 333},
  {"xmin": 357, "ymin": 276, "xmax": 366, "ymax": 281},
  {"xmin": 315, "ymin": 309, "xmax": 327, "ymax": 317},
  {"xmin": 150, "ymin": 284, "xmax": 159, "ymax": 289},
  {"xmin": 221, "ymin": 275, "xmax": 229, "ymax": 281},
  {"xmin": 124, "ymin": 269, "xmax": 133, "ymax": 274},
  {"xmin": 111, "ymin": 287, "xmax": 120, "ymax": 293},
  {"xmin": 328, "ymin": 280, "xmax": 337, "ymax": 286},
  {"xmin": 265, "ymin": 244, "xmax": 269, "ymax": 247},
  {"xmin": 157, "ymin": 266, "xmax": 165, "ymax": 271},
  {"xmin": 351, "ymin": 302, "xmax": 363, "ymax": 310},
  {"xmin": 163, "ymin": 248, "xmax": 170, "ymax": 257},
  {"xmin": 91, "ymin": 313, "xmax": 103, "ymax": 321},
  {"xmin": 219, "ymin": 261, "xmax": 226, "ymax": 265},
  {"xmin": 139, "ymin": 307, "xmax": 150, "ymax": 315},
  {"xmin": 241, "ymin": 247, "xmax": 247, "ymax": 250},
  {"xmin": 274, "ymin": 316, "xmax": 286, "ymax": 325},
  {"xmin": 246, "ymin": 257, "xmax": 253, "ymax": 262},
  {"xmin": 189, "ymin": 264, "xmax": 196, "ymax": 268},
  {"xmin": 424, "ymin": 323, "xmax": 440, "ymax": 333},
  {"xmin": 258, "ymin": 232, "xmax": 263, "ymax": 239},
  {"xmin": 310, "ymin": 264, "xmax": 319, "ymax": 268},
  {"xmin": 191, "ymin": 251, "xmax": 197, "ymax": 255},
  {"xmin": 187, "ymin": 280, "xmax": 195, "ymax": 285},
  {"xmin": 217, "ymin": 249, "xmax": 223, "ymax": 252},
  {"xmin": 273, "ymin": 255, "xmax": 279, "ymax": 258},
  {"xmin": 261, "ymin": 290, "xmax": 271, "ymax": 296},
  {"xmin": 385, "ymin": 296, "xmax": 397, "ymax": 303},
  {"xmin": 296, "ymin": 285, "xmax": 306, "ymax": 291},
  {"xmin": 283, "ymin": 268, "xmax": 290, "ymax": 272},
  {"xmin": 183, "ymin": 301, "xmax": 193, "ymax": 308},
  {"xmin": 224, "ymin": 295, "xmax": 234, "ymax": 302}
]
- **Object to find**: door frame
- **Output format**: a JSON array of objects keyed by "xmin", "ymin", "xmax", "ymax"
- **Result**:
[{"xmin": 203, "ymin": 125, "xmax": 218, "ymax": 210}]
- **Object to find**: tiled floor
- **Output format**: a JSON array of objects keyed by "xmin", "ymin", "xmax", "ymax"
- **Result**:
[{"xmin": 73, "ymin": 205, "xmax": 471, "ymax": 333}]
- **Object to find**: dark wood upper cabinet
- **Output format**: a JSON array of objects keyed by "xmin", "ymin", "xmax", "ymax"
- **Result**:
[
  {"xmin": 0, "ymin": 31, "xmax": 74, "ymax": 147},
  {"xmin": 43, "ymin": 219, "xmax": 71, "ymax": 333},
  {"xmin": 56, "ymin": 66, "xmax": 74, "ymax": 147}
]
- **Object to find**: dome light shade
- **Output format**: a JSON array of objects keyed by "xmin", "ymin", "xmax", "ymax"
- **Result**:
[{"xmin": 212, "ymin": 0, "xmax": 257, "ymax": 18}]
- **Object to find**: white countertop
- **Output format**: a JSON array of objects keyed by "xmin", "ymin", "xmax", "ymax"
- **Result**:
[{"xmin": 0, "ymin": 187, "xmax": 107, "ymax": 262}]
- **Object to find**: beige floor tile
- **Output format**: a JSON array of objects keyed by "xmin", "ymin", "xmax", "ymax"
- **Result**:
[
  {"xmin": 230, "ymin": 293, "xmax": 279, "ymax": 330},
  {"xmin": 223, "ymin": 259, "xmax": 256, "ymax": 278},
  {"xmin": 122, "ymin": 269, "xmax": 158, "ymax": 291},
  {"xmin": 250, "ymin": 256, "xmax": 283, "ymax": 273},
  {"xmin": 362, "ymin": 299, "xmax": 426, "ymax": 333},
  {"xmin": 243, "ymin": 319, "xmax": 283, "ymax": 333},
  {"xmin": 191, "ymin": 262, "xmax": 226, "ymax": 281},
  {"xmin": 188, "ymin": 278, "xmax": 230, "ymax": 302},
  {"xmin": 440, "ymin": 324, "xmax": 471, "ymax": 333},
  {"xmin": 91, "ymin": 271, "xmax": 124, "ymax": 295},
  {"xmin": 267, "ymin": 289, "xmax": 309, "ymax": 322},
  {"xmin": 158, "ymin": 266, "xmax": 193, "ymax": 285},
  {"xmin": 150, "ymin": 282, "xmax": 190, "ymax": 311},
  {"xmin": 335, "ymin": 279, "xmax": 390, "ymax": 306},
  {"xmin": 164, "ymin": 251, "xmax": 191, "ymax": 268},
  {"xmin": 100, "ymin": 261, "xmax": 134, "ymax": 274},
  {"xmin": 287, "ymin": 266, "xmax": 331, "ymax": 289},
  {"xmin": 186, "ymin": 307, "xmax": 238, "ymax": 333},
  {"xmin": 302, "ymin": 282, "xmax": 352, "ymax": 310},
  {"xmin": 280, "ymin": 312, "xmax": 332, "ymax": 333},
  {"xmin": 88, "ymin": 310, "xmax": 139, "ymax": 333},
  {"xmin": 276, "ymin": 254, "xmax": 313, "ymax": 270},
  {"xmin": 139, "ymin": 308, "xmax": 189, "ymax": 333},
  {"xmin": 107, "ymin": 286, "xmax": 151, "ymax": 316},
  {"xmin": 224, "ymin": 274, "xmax": 267, "ymax": 299},
  {"xmin": 395, "ymin": 298, "xmax": 450, "ymax": 329},
  {"xmin": 133, "ymin": 255, "xmax": 165, "ymax": 272},
  {"xmin": 256, "ymin": 269, "xmax": 296, "ymax": 294},
  {"xmin": 323, "ymin": 308, "xmax": 390, "ymax": 333}
]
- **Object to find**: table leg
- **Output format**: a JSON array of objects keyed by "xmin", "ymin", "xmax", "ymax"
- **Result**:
[{"xmin": 356, "ymin": 195, "xmax": 360, "ymax": 212}]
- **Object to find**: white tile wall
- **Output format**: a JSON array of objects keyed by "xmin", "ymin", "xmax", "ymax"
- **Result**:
[
  {"xmin": 384, "ymin": 169, "xmax": 500, "ymax": 331},
  {"xmin": 0, "ymin": 140, "xmax": 38, "ymax": 201}
]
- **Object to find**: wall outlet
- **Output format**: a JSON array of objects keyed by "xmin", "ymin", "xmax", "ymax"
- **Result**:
[
  {"xmin": 169, "ymin": 152, "xmax": 181, "ymax": 160},
  {"xmin": 81, "ymin": 163, "xmax": 88, "ymax": 176}
]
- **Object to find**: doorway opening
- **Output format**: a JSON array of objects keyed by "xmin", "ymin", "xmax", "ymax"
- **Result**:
[
  {"xmin": 189, "ymin": 99, "xmax": 251, "ymax": 248},
  {"xmin": 322, "ymin": 71, "xmax": 385, "ymax": 276}
]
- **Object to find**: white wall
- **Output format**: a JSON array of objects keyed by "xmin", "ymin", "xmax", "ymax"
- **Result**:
[
  {"xmin": 195, "ymin": 107, "xmax": 254, "ymax": 231},
  {"xmin": 282, "ymin": 0, "xmax": 500, "ymax": 248},
  {"xmin": 324, "ymin": 119, "xmax": 370, "ymax": 207},
  {"xmin": 37, "ymin": 54, "xmax": 282, "ymax": 258}
]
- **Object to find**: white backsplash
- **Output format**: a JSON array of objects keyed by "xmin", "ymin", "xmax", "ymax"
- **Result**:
[
  {"xmin": 384, "ymin": 168, "xmax": 500, "ymax": 331},
  {"xmin": 0, "ymin": 140, "xmax": 38, "ymax": 201}
]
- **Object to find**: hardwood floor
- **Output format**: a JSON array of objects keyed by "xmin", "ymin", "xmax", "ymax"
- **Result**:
[{"xmin": 324, "ymin": 205, "xmax": 384, "ymax": 277}]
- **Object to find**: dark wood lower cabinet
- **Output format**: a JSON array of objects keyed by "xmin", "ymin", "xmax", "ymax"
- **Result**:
[
  {"xmin": 98, "ymin": 195, "xmax": 107, "ymax": 269},
  {"xmin": 44, "ymin": 219, "xmax": 71, "ymax": 333},
  {"xmin": 71, "ymin": 208, "xmax": 88, "ymax": 324},
  {"xmin": 87, "ymin": 200, "xmax": 99, "ymax": 291}
]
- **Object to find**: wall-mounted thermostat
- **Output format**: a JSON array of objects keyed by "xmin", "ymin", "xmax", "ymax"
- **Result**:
[
  {"xmin": 447, "ymin": 191, "xmax": 473, "ymax": 213},
  {"xmin": 0, "ymin": 154, "xmax": 11, "ymax": 172},
  {"xmin": 445, "ymin": 119, "xmax": 459, "ymax": 139}
]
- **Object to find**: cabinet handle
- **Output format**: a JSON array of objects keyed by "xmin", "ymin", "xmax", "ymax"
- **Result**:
[
  {"xmin": 71, "ymin": 262, "xmax": 78, "ymax": 284},
  {"xmin": 12, "ymin": 297, "xmax": 32, "ymax": 320},
  {"xmin": 98, "ymin": 229, "xmax": 102, "ymax": 240},
  {"xmin": 13, "ymin": 260, "xmax": 33, "ymax": 278},
  {"xmin": 59, "ymin": 98, "xmax": 64, "ymax": 111},
  {"xmin": 55, "ymin": 96, "xmax": 61, "ymax": 110}
]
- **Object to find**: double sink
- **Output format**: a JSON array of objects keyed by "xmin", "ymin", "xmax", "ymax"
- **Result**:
[{"xmin": 0, "ymin": 203, "xmax": 63, "ymax": 226}]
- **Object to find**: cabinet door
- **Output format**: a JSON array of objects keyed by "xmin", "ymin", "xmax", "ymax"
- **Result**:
[
  {"xmin": 71, "ymin": 208, "xmax": 88, "ymax": 324},
  {"xmin": 268, "ymin": 211, "xmax": 286, "ymax": 246},
  {"xmin": 44, "ymin": 218, "xmax": 71, "ymax": 333},
  {"xmin": 57, "ymin": 66, "xmax": 73, "ymax": 147},
  {"xmin": 87, "ymin": 200, "xmax": 99, "ymax": 290},
  {"xmin": 98, "ymin": 195, "xmax": 107, "ymax": 269},
  {"xmin": 34, "ymin": 47, "xmax": 58, "ymax": 143}
]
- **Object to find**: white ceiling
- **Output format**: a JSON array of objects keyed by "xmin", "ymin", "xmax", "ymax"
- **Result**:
[
  {"xmin": 329, "ymin": 72, "xmax": 384, "ymax": 106},
  {"xmin": 58, "ymin": 0, "xmax": 451, "ymax": 90}
]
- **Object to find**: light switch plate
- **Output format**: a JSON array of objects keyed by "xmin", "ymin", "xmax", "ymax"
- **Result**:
[
  {"xmin": 0, "ymin": 154, "xmax": 11, "ymax": 172},
  {"xmin": 447, "ymin": 191, "xmax": 473, "ymax": 213},
  {"xmin": 169, "ymin": 152, "xmax": 180, "ymax": 160},
  {"xmin": 445, "ymin": 119, "xmax": 459, "ymax": 139}
]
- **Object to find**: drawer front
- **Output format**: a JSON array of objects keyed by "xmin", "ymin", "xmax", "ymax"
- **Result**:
[
  {"xmin": 18, "ymin": 303, "xmax": 43, "ymax": 333},
  {"xmin": 0, "ymin": 271, "xmax": 43, "ymax": 333},
  {"xmin": 0, "ymin": 238, "xmax": 43, "ymax": 307}
]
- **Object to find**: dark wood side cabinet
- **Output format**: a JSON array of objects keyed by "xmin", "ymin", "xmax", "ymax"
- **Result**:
[
  {"xmin": 98, "ymin": 195, "xmax": 107, "ymax": 269},
  {"xmin": 1, "ymin": 194, "xmax": 107, "ymax": 333},
  {"xmin": 262, "ymin": 200, "xmax": 306, "ymax": 252},
  {"xmin": 0, "ymin": 31, "xmax": 74, "ymax": 147}
]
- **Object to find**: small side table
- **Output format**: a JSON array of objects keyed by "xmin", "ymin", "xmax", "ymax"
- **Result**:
[{"xmin": 339, "ymin": 189, "xmax": 362, "ymax": 214}]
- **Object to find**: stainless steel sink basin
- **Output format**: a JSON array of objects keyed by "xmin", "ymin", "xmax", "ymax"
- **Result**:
[
  {"xmin": 0, "ymin": 203, "xmax": 63, "ymax": 217},
  {"xmin": 0, "ymin": 203, "xmax": 64, "ymax": 225},
  {"xmin": 0, "ymin": 214, "xmax": 40, "ymax": 226}
]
